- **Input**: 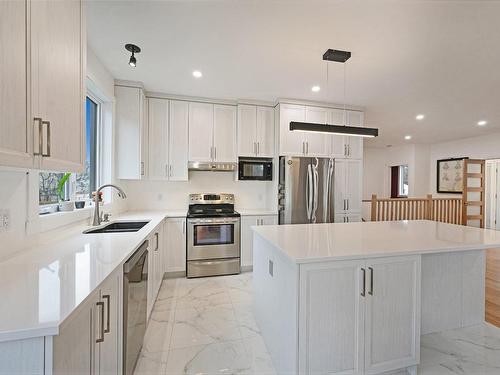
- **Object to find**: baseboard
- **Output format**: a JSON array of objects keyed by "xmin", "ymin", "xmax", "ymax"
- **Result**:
[
  {"xmin": 164, "ymin": 271, "xmax": 186, "ymax": 279},
  {"xmin": 241, "ymin": 265, "xmax": 253, "ymax": 272}
]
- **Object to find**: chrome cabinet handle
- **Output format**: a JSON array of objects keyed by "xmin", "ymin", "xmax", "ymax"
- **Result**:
[
  {"xmin": 182, "ymin": 221, "xmax": 185, "ymax": 234},
  {"xmin": 347, "ymin": 199, "xmax": 349, "ymax": 211},
  {"xmin": 169, "ymin": 165, "xmax": 172, "ymax": 177},
  {"xmin": 165, "ymin": 164, "xmax": 168, "ymax": 177},
  {"xmin": 361, "ymin": 268, "xmax": 366, "ymax": 297},
  {"xmin": 103, "ymin": 295, "xmax": 111, "ymax": 333},
  {"xmin": 96, "ymin": 301, "xmax": 105, "ymax": 343},
  {"xmin": 214, "ymin": 147, "xmax": 217, "ymax": 160},
  {"xmin": 41, "ymin": 120, "xmax": 51, "ymax": 157},
  {"xmin": 368, "ymin": 267, "xmax": 374, "ymax": 295},
  {"xmin": 141, "ymin": 162, "xmax": 145, "ymax": 176},
  {"xmin": 257, "ymin": 142, "xmax": 260, "ymax": 155},
  {"xmin": 33, "ymin": 117, "xmax": 43, "ymax": 156},
  {"xmin": 306, "ymin": 141, "xmax": 309, "ymax": 155},
  {"xmin": 302, "ymin": 141, "xmax": 305, "ymax": 155},
  {"xmin": 253, "ymin": 142, "xmax": 256, "ymax": 155},
  {"xmin": 155, "ymin": 232, "xmax": 159, "ymax": 251}
]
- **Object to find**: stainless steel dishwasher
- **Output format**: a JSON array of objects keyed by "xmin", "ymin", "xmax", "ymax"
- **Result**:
[{"xmin": 123, "ymin": 240, "xmax": 149, "ymax": 375}]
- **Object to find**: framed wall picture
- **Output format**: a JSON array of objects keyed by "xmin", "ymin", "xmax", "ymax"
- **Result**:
[{"xmin": 436, "ymin": 157, "xmax": 468, "ymax": 194}]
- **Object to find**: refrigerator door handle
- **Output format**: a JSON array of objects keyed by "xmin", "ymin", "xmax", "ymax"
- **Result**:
[
  {"xmin": 306, "ymin": 164, "xmax": 313, "ymax": 222},
  {"xmin": 311, "ymin": 160, "xmax": 319, "ymax": 223},
  {"xmin": 326, "ymin": 158, "xmax": 335, "ymax": 222}
]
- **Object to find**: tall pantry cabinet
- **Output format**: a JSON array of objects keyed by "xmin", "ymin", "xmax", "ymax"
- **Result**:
[{"xmin": 0, "ymin": 0, "xmax": 86, "ymax": 172}]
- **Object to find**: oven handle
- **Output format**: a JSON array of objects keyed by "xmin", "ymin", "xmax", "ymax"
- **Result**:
[{"xmin": 188, "ymin": 218, "xmax": 240, "ymax": 224}]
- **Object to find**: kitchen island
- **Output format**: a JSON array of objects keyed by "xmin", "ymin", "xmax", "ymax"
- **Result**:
[{"xmin": 252, "ymin": 220, "xmax": 500, "ymax": 375}]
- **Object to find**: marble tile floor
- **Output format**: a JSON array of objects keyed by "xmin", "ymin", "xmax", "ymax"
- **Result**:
[
  {"xmin": 134, "ymin": 272, "xmax": 276, "ymax": 375},
  {"xmin": 135, "ymin": 272, "xmax": 500, "ymax": 375}
]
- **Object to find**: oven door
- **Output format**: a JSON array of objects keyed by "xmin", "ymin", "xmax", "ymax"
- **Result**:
[{"xmin": 187, "ymin": 217, "xmax": 241, "ymax": 260}]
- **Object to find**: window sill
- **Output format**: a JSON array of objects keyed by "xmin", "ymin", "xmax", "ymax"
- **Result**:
[{"xmin": 27, "ymin": 203, "xmax": 112, "ymax": 235}]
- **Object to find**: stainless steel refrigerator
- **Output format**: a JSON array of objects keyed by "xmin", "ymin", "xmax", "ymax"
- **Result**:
[{"xmin": 278, "ymin": 156, "xmax": 335, "ymax": 224}]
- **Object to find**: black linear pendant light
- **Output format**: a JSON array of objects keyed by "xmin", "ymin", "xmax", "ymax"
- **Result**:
[{"xmin": 290, "ymin": 49, "xmax": 379, "ymax": 138}]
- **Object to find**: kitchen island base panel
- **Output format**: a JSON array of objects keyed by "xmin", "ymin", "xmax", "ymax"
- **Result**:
[
  {"xmin": 253, "ymin": 231, "xmax": 488, "ymax": 375},
  {"xmin": 421, "ymin": 250, "xmax": 485, "ymax": 335}
]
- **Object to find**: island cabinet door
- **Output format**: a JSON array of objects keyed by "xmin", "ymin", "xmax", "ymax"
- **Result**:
[
  {"xmin": 364, "ymin": 255, "xmax": 421, "ymax": 375},
  {"xmin": 299, "ymin": 260, "xmax": 366, "ymax": 375}
]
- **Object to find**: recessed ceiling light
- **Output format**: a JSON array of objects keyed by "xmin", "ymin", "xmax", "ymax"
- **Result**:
[
  {"xmin": 477, "ymin": 120, "xmax": 487, "ymax": 126},
  {"xmin": 415, "ymin": 114, "xmax": 425, "ymax": 120},
  {"xmin": 404, "ymin": 135, "xmax": 412, "ymax": 140},
  {"xmin": 192, "ymin": 70, "xmax": 202, "ymax": 78},
  {"xmin": 311, "ymin": 85, "xmax": 320, "ymax": 93}
]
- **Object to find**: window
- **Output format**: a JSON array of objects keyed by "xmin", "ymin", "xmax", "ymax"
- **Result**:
[
  {"xmin": 390, "ymin": 165, "xmax": 409, "ymax": 198},
  {"xmin": 39, "ymin": 97, "xmax": 99, "ymax": 214}
]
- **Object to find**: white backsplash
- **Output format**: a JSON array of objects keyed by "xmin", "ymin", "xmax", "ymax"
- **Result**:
[{"xmin": 122, "ymin": 171, "xmax": 276, "ymax": 212}]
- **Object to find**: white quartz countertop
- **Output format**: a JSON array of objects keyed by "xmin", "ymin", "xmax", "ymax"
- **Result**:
[
  {"xmin": 0, "ymin": 210, "xmax": 179, "ymax": 342},
  {"xmin": 253, "ymin": 220, "xmax": 500, "ymax": 264}
]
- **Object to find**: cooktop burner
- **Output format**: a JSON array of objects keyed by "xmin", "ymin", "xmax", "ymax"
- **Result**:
[{"xmin": 186, "ymin": 193, "xmax": 240, "ymax": 219}]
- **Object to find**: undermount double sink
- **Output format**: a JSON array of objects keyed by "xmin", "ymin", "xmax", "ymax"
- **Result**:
[{"xmin": 83, "ymin": 221, "xmax": 150, "ymax": 234}]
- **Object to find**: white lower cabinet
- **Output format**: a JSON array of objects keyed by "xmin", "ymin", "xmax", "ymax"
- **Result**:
[
  {"xmin": 147, "ymin": 224, "xmax": 164, "ymax": 317},
  {"xmin": 164, "ymin": 217, "xmax": 187, "ymax": 273},
  {"xmin": 335, "ymin": 213, "xmax": 362, "ymax": 223},
  {"xmin": 53, "ymin": 270, "xmax": 121, "ymax": 375},
  {"xmin": 299, "ymin": 255, "xmax": 421, "ymax": 375},
  {"xmin": 241, "ymin": 214, "xmax": 277, "ymax": 268}
]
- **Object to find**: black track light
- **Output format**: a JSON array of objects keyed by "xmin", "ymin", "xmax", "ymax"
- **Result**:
[{"xmin": 125, "ymin": 44, "xmax": 141, "ymax": 67}]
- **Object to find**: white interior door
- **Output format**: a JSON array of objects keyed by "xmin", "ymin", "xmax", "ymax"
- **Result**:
[
  {"xmin": 364, "ymin": 256, "xmax": 420, "ymax": 375},
  {"xmin": 0, "ymin": 1, "xmax": 32, "ymax": 169},
  {"xmin": 304, "ymin": 106, "xmax": 330, "ymax": 157},
  {"xmin": 169, "ymin": 100, "xmax": 189, "ymax": 181},
  {"xmin": 237, "ymin": 104, "xmax": 257, "ymax": 157},
  {"xmin": 256, "ymin": 106, "xmax": 275, "ymax": 157},
  {"xmin": 33, "ymin": 0, "xmax": 84, "ymax": 172},
  {"xmin": 188, "ymin": 102, "xmax": 213, "ymax": 162},
  {"xmin": 213, "ymin": 104, "xmax": 237, "ymax": 162},
  {"xmin": 299, "ymin": 260, "xmax": 365, "ymax": 375},
  {"xmin": 334, "ymin": 159, "xmax": 347, "ymax": 213},
  {"xmin": 148, "ymin": 98, "xmax": 169, "ymax": 180},
  {"xmin": 279, "ymin": 104, "xmax": 305, "ymax": 156},
  {"xmin": 346, "ymin": 159, "xmax": 363, "ymax": 213}
]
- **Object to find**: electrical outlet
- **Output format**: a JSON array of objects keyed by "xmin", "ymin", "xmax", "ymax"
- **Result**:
[{"xmin": 0, "ymin": 210, "xmax": 10, "ymax": 232}]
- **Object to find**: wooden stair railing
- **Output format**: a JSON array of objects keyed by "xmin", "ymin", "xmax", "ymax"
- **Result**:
[{"xmin": 367, "ymin": 194, "xmax": 463, "ymax": 224}]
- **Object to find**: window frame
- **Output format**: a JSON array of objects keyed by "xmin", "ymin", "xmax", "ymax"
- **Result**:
[{"xmin": 38, "ymin": 93, "xmax": 103, "ymax": 215}]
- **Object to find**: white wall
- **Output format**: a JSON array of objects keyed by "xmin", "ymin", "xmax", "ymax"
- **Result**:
[
  {"xmin": 123, "ymin": 171, "xmax": 274, "ymax": 212},
  {"xmin": 362, "ymin": 144, "xmax": 430, "ymax": 220}
]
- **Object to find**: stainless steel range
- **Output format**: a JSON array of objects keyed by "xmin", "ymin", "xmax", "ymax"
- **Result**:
[{"xmin": 186, "ymin": 193, "xmax": 241, "ymax": 278}]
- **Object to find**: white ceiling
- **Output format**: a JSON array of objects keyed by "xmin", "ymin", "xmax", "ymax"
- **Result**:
[{"xmin": 87, "ymin": 0, "xmax": 500, "ymax": 147}]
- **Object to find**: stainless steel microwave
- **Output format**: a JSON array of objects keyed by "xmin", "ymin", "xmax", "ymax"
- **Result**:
[{"xmin": 238, "ymin": 158, "xmax": 273, "ymax": 181}]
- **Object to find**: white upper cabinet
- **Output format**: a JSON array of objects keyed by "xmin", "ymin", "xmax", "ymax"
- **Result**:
[
  {"xmin": 189, "ymin": 102, "xmax": 236, "ymax": 163},
  {"xmin": 238, "ymin": 105, "xmax": 275, "ymax": 157},
  {"xmin": 148, "ymin": 98, "xmax": 169, "ymax": 180},
  {"xmin": 188, "ymin": 102, "xmax": 214, "ymax": 162},
  {"xmin": 346, "ymin": 111, "xmax": 364, "ymax": 159},
  {"xmin": 279, "ymin": 103, "xmax": 363, "ymax": 158},
  {"xmin": 304, "ymin": 106, "xmax": 330, "ymax": 157},
  {"xmin": 0, "ymin": 1, "xmax": 32, "ymax": 169},
  {"xmin": 148, "ymin": 98, "xmax": 188, "ymax": 181},
  {"xmin": 256, "ymin": 106, "xmax": 275, "ymax": 157},
  {"xmin": 0, "ymin": 0, "xmax": 85, "ymax": 172},
  {"xmin": 33, "ymin": 0, "xmax": 85, "ymax": 172},
  {"xmin": 213, "ymin": 104, "xmax": 237, "ymax": 162},
  {"xmin": 279, "ymin": 104, "xmax": 306, "ymax": 156},
  {"xmin": 330, "ymin": 109, "xmax": 364, "ymax": 159},
  {"xmin": 116, "ymin": 85, "xmax": 148, "ymax": 179},
  {"xmin": 168, "ymin": 100, "xmax": 189, "ymax": 180},
  {"xmin": 237, "ymin": 105, "xmax": 257, "ymax": 157}
]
